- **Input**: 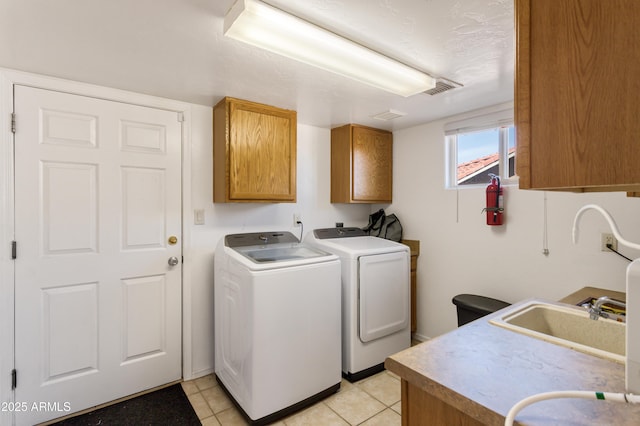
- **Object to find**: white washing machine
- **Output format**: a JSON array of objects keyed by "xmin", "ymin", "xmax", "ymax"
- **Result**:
[
  {"xmin": 305, "ymin": 227, "xmax": 411, "ymax": 381},
  {"xmin": 214, "ymin": 231, "xmax": 341, "ymax": 425}
]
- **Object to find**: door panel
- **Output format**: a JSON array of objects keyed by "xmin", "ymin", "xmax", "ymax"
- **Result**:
[
  {"xmin": 121, "ymin": 120, "xmax": 167, "ymax": 153},
  {"xmin": 13, "ymin": 85, "xmax": 182, "ymax": 425},
  {"xmin": 41, "ymin": 108, "xmax": 98, "ymax": 148},
  {"xmin": 122, "ymin": 274, "xmax": 167, "ymax": 363},
  {"xmin": 358, "ymin": 251, "xmax": 409, "ymax": 343},
  {"xmin": 121, "ymin": 167, "xmax": 166, "ymax": 249},
  {"xmin": 43, "ymin": 282, "xmax": 98, "ymax": 381},
  {"xmin": 42, "ymin": 161, "xmax": 98, "ymax": 254}
]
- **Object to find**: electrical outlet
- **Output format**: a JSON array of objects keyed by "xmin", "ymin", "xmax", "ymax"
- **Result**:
[
  {"xmin": 601, "ymin": 233, "xmax": 618, "ymax": 252},
  {"xmin": 293, "ymin": 213, "xmax": 301, "ymax": 227}
]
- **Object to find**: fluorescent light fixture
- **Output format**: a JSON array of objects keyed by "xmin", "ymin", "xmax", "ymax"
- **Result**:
[{"xmin": 224, "ymin": 0, "xmax": 436, "ymax": 97}]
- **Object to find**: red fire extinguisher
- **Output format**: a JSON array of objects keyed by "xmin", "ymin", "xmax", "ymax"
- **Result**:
[{"xmin": 484, "ymin": 174, "xmax": 504, "ymax": 226}]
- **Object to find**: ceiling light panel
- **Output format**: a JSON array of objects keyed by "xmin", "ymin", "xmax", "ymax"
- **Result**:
[
  {"xmin": 371, "ymin": 109, "xmax": 407, "ymax": 121},
  {"xmin": 224, "ymin": 0, "xmax": 436, "ymax": 97}
]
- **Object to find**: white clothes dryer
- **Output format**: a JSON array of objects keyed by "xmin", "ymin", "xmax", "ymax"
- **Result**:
[
  {"xmin": 305, "ymin": 227, "xmax": 411, "ymax": 381},
  {"xmin": 215, "ymin": 231, "xmax": 341, "ymax": 425}
]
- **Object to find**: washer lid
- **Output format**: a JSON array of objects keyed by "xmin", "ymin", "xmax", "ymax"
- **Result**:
[
  {"xmin": 234, "ymin": 244, "xmax": 332, "ymax": 264},
  {"xmin": 225, "ymin": 231, "xmax": 335, "ymax": 265}
]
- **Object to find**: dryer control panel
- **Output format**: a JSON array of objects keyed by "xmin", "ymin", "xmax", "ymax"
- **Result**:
[{"xmin": 313, "ymin": 227, "xmax": 366, "ymax": 239}]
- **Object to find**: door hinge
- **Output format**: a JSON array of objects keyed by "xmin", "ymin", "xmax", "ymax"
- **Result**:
[
  {"xmin": 11, "ymin": 369, "xmax": 16, "ymax": 389},
  {"xmin": 11, "ymin": 113, "xmax": 16, "ymax": 133},
  {"xmin": 11, "ymin": 241, "xmax": 16, "ymax": 260},
  {"xmin": 177, "ymin": 112, "xmax": 184, "ymax": 123}
]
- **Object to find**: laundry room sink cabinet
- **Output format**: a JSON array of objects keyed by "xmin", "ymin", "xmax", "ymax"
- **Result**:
[
  {"xmin": 213, "ymin": 97, "xmax": 297, "ymax": 202},
  {"xmin": 331, "ymin": 124, "xmax": 393, "ymax": 203},
  {"xmin": 515, "ymin": 0, "xmax": 640, "ymax": 192}
]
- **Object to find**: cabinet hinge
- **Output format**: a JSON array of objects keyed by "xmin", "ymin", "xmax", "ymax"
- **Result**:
[
  {"xmin": 11, "ymin": 369, "xmax": 16, "ymax": 390},
  {"xmin": 11, "ymin": 241, "xmax": 16, "ymax": 260},
  {"xmin": 11, "ymin": 113, "xmax": 16, "ymax": 133}
]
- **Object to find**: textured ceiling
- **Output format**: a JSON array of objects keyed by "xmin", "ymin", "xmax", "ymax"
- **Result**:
[{"xmin": 0, "ymin": 0, "xmax": 514, "ymax": 130}]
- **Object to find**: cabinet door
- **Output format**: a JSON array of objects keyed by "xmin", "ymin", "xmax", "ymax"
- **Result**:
[
  {"xmin": 352, "ymin": 127, "xmax": 392, "ymax": 202},
  {"xmin": 516, "ymin": 0, "xmax": 640, "ymax": 191},
  {"xmin": 216, "ymin": 98, "xmax": 296, "ymax": 202}
]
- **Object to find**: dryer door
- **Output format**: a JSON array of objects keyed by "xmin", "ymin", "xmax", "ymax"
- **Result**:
[{"xmin": 358, "ymin": 251, "xmax": 410, "ymax": 343}]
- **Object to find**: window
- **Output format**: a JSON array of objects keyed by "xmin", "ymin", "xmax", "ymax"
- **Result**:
[{"xmin": 445, "ymin": 109, "xmax": 515, "ymax": 188}]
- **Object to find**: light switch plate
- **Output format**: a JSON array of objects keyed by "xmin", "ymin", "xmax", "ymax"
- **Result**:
[{"xmin": 194, "ymin": 209, "xmax": 205, "ymax": 225}]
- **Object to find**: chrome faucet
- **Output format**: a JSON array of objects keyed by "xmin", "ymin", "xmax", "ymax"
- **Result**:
[{"xmin": 588, "ymin": 296, "xmax": 626, "ymax": 320}]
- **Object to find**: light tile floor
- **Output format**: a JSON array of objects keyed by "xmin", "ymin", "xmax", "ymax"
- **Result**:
[{"xmin": 182, "ymin": 370, "xmax": 402, "ymax": 426}]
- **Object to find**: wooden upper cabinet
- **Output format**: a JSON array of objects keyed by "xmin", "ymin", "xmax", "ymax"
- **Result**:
[
  {"xmin": 213, "ymin": 97, "xmax": 297, "ymax": 202},
  {"xmin": 331, "ymin": 124, "xmax": 392, "ymax": 203},
  {"xmin": 516, "ymin": 0, "xmax": 640, "ymax": 192}
]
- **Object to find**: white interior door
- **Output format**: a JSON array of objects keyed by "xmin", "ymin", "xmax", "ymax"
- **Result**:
[{"xmin": 13, "ymin": 85, "xmax": 182, "ymax": 425}]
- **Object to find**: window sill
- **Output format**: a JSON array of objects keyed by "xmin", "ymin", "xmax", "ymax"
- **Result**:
[{"xmin": 446, "ymin": 177, "xmax": 519, "ymax": 190}]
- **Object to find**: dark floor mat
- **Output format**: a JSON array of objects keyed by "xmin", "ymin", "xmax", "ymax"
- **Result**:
[{"xmin": 50, "ymin": 384, "xmax": 200, "ymax": 426}]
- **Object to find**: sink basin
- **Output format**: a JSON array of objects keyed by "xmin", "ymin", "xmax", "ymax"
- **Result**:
[{"xmin": 489, "ymin": 300, "xmax": 625, "ymax": 363}]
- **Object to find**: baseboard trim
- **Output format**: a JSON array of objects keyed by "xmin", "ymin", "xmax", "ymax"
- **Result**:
[{"xmin": 411, "ymin": 332, "xmax": 431, "ymax": 342}]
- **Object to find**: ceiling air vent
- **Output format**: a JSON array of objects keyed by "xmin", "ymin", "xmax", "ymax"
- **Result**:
[
  {"xmin": 423, "ymin": 78, "xmax": 463, "ymax": 96},
  {"xmin": 370, "ymin": 109, "xmax": 406, "ymax": 121}
]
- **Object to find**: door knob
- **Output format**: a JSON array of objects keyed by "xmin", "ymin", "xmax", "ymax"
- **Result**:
[{"xmin": 168, "ymin": 256, "xmax": 179, "ymax": 266}]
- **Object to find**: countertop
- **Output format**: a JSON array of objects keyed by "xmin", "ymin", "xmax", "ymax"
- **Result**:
[
  {"xmin": 385, "ymin": 288, "xmax": 640, "ymax": 425},
  {"xmin": 558, "ymin": 286, "xmax": 626, "ymax": 305},
  {"xmin": 400, "ymin": 239, "xmax": 420, "ymax": 257}
]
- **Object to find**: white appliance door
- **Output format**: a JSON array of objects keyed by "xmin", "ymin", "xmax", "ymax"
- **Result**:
[{"xmin": 358, "ymin": 251, "xmax": 409, "ymax": 343}]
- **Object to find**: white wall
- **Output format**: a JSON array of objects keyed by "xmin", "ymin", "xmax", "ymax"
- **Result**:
[
  {"xmin": 186, "ymin": 105, "xmax": 371, "ymax": 377},
  {"xmin": 390, "ymin": 104, "xmax": 640, "ymax": 340}
]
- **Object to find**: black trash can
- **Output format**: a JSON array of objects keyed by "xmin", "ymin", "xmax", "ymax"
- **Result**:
[{"xmin": 452, "ymin": 294, "xmax": 511, "ymax": 327}]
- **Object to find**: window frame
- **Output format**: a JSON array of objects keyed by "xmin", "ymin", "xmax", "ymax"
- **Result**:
[{"xmin": 444, "ymin": 110, "xmax": 517, "ymax": 189}]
